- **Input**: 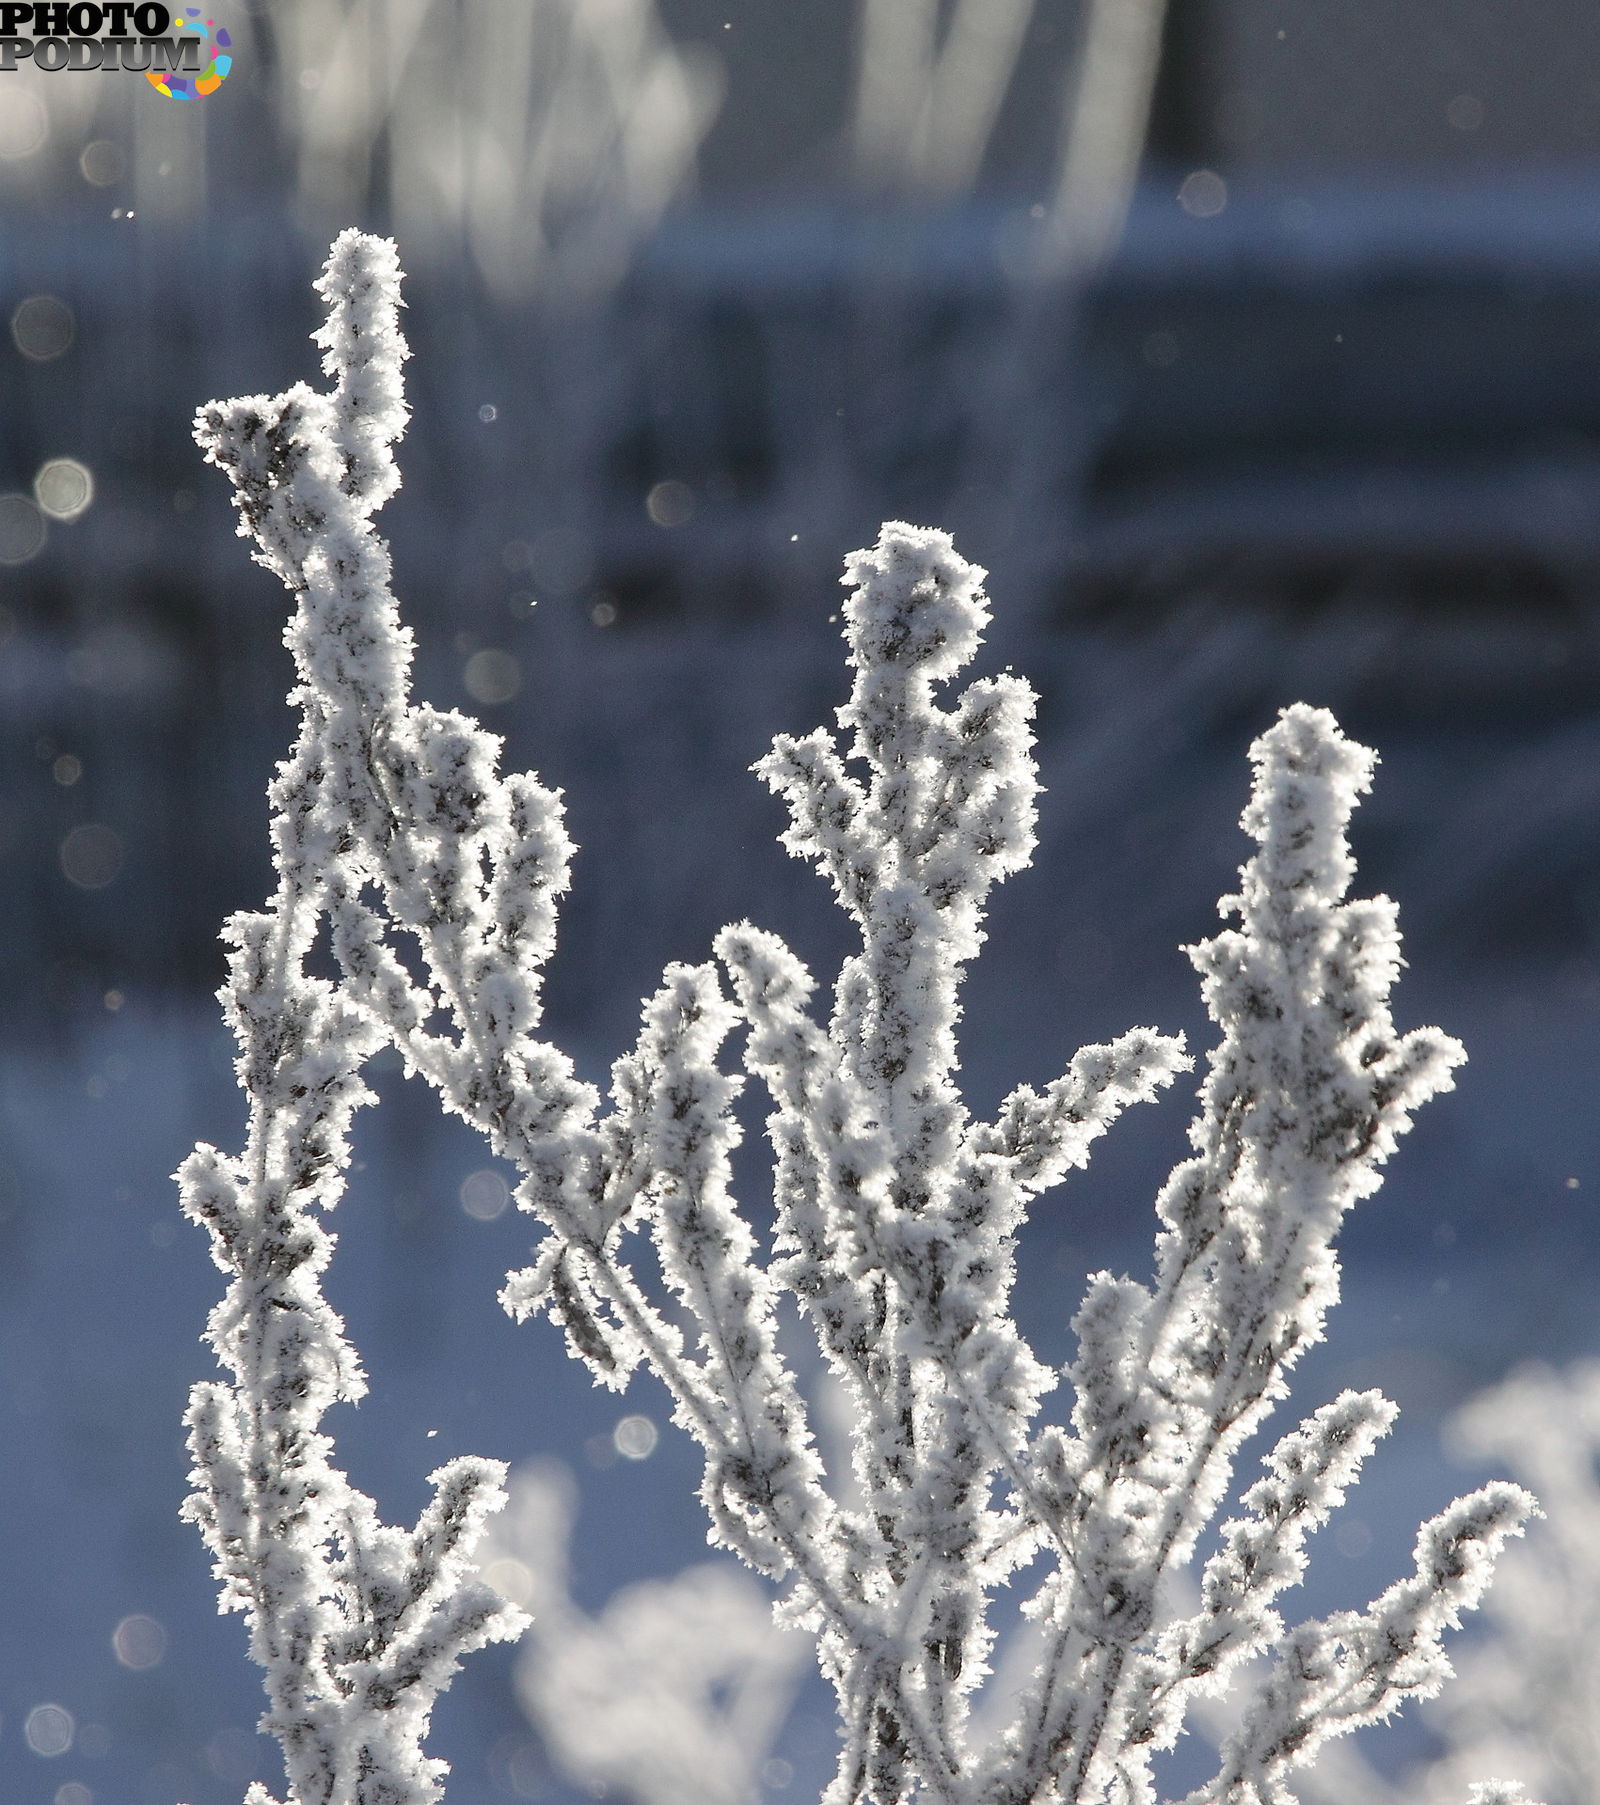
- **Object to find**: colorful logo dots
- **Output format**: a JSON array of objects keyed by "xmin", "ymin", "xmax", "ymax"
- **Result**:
[{"xmin": 146, "ymin": 9, "xmax": 231, "ymax": 99}]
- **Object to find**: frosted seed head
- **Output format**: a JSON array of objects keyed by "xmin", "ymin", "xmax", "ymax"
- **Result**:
[{"xmin": 841, "ymin": 521, "xmax": 989, "ymax": 684}]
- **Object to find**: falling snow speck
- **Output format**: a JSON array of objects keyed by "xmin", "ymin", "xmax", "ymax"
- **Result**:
[
  {"xmin": 460, "ymin": 1170, "xmax": 511, "ymax": 1221},
  {"xmin": 112, "ymin": 1614, "xmax": 167, "ymax": 1671},
  {"xmin": 34, "ymin": 458, "xmax": 93, "ymax": 522},
  {"xmin": 25, "ymin": 1704, "xmax": 73, "ymax": 1757},
  {"xmin": 646, "ymin": 480, "xmax": 694, "ymax": 527},
  {"xmin": 612, "ymin": 1415, "xmax": 658, "ymax": 1460}
]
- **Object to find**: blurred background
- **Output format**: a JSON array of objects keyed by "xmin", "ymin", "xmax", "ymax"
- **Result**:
[{"xmin": 1, "ymin": 2, "xmax": 1599, "ymax": 1801}]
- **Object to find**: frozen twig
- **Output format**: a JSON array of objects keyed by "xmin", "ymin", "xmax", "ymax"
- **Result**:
[{"xmin": 181, "ymin": 231, "xmax": 530, "ymax": 1805}]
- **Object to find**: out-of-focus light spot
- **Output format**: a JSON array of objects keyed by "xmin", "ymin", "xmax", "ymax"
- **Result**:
[
  {"xmin": 85, "ymin": 1074, "xmax": 107, "ymax": 1100},
  {"xmin": 206, "ymin": 1728, "xmax": 256, "ymax": 1784},
  {"xmin": 590, "ymin": 597, "xmax": 617, "ymax": 627},
  {"xmin": 35, "ymin": 458, "xmax": 92, "ymax": 521},
  {"xmin": 112, "ymin": 1614, "xmax": 166, "ymax": 1670},
  {"xmin": 12, "ymin": 294, "xmax": 74, "ymax": 361},
  {"xmin": 0, "ymin": 494, "xmax": 45, "ymax": 564},
  {"xmin": 478, "ymin": 403, "xmax": 498, "ymax": 423},
  {"xmin": 78, "ymin": 140, "xmax": 124, "ymax": 186},
  {"xmin": 25, "ymin": 1704, "xmax": 74, "ymax": 1757},
  {"xmin": 482, "ymin": 1557, "xmax": 535, "ymax": 1609},
  {"xmin": 1141, "ymin": 330, "xmax": 1179, "ymax": 369},
  {"xmin": 460, "ymin": 1169, "xmax": 511, "ymax": 1221},
  {"xmin": 463, "ymin": 647, "xmax": 521, "ymax": 705},
  {"xmin": 59, "ymin": 823, "xmax": 124, "ymax": 890},
  {"xmin": 1567, "ymin": 1176, "xmax": 1581, "ymax": 1188},
  {"xmin": 54, "ymin": 1784, "xmax": 92, "ymax": 1805},
  {"xmin": 1447, "ymin": 93, "xmax": 1484, "ymax": 132},
  {"xmin": 1335, "ymin": 1519, "xmax": 1372, "ymax": 1560},
  {"xmin": 509, "ymin": 1745, "xmax": 544, "ymax": 1799},
  {"xmin": 0, "ymin": 88, "xmax": 46, "ymax": 159},
  {"xmin": 150, "ymin": 1221, "xmax": 174, "ymax": 1248},
  {"xmin": 613, "ymin": 1414, "xmax": 658, "ymax": 1461},
  {"xmin": 646, "ymin": 479, "xmax": 694, "ymax": 527},
  {"xmin": 52, "ymin": 754, "xmax": 82, "ymax": 787},
  {"xmin": 76, "ymin": 1724, "xmax": 110, "ymax": 1759},
  {"xmin": 1177, "ymin": 169, "xmax": 1227, "ymax": 218},
  {"xmin": 103, "ymin": 989, "xmax": 124, "ymax": 1012},
  {"xmin": 532, "ymin": 526, "xmax": 594, "ymax": 594},
  {"xmin": 493, "ymin": 1738, "xmax": 545, "ymax": 1800},
  {"xmin": 762, "ymin": 1758, "xmax": 794, "ymax": 1788}
]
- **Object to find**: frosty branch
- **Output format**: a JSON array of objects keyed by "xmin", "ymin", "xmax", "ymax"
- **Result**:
[
  {"xmin": 1297, "ymin": 1361, "xmax": 1600, "ymax": 1805},
  {"xmin": 188, "ymin": 231, "xmax": 1538, "ymax": 1805},
  {"xmin": 179, "ymin": 232, "xmax": 531, "ymax": 1805}
]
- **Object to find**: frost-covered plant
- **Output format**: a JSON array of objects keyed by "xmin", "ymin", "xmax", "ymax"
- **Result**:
[
  {"xmin": 1297, "ymin": 1361, "xmax": 1599, "ymax": 1805},
  {"xmin": 478, "ymin": 1460, "xmax": 806, "ymax": 1805},
  {"xmin": 850, "ymin": 0, "xmax": 1165, "ymax": 268},
  {"xmin": 178, "ymin": 231, "xmax": 534, "ymax": 1805},
  {"xmin": 188, "ymin": 230, "xmax": 1538, "ymax": 1805},
  {"xmin": 1429, "ymin": 1362, "xmax": 1600, "ymax": 1805},
  {"xmin": 492, "ymin": 577, "xmax": 1534, "ymax": 1805},
  {"xmin": 266, "ymin": 0, "xmax": 719, "ymax": 296}
]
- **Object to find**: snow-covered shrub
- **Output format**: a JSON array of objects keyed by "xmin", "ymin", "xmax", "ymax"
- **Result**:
[
  {"xmin": 183, "ymin": 230, "xmax": 1538, "ymax": 1805},
  {"xmin": 1296, "ymin": 1361, "xmax": 1600, "ymax": 1805}
]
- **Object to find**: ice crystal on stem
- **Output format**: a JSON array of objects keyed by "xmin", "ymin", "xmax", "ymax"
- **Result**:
[{"xmin": 187, "ymin": 232, "xmax": 1537, "ymax": 1805}]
